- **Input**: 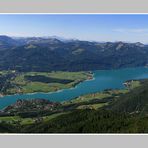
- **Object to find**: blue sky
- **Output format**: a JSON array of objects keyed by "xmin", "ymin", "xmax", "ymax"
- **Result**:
[{"xmin": 1, "ymin": 14, "xmax": 148, "ymax": 43}]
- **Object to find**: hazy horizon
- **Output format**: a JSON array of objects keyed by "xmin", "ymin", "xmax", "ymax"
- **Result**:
[
  {"xmin": 1, "ymin": 14, "xmax": 148, "ymax": 43},
  {"xmin": 0, "ymin": 35, "xmax": 145, "ymax": 44}
]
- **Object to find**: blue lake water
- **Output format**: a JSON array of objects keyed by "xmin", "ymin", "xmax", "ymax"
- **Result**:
[{"xmin": 1, "ymin": 67, "xmax": 148, "ymax": 109}]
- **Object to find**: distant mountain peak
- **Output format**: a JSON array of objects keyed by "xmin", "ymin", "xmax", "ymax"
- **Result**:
[
  {"xmin": 135, "ymin": 42, "xmax": 144, "ymax": 47},
  {"xmin": 0, "ymin": 35, "xmax": 148, "ymax": 72},
  {"xmin": 0, "ymin": 35, "xmax": 13, "ymax": 41},
  {"xmin": 116, "ymin": 42, "xmax": 124, "ymax": 50}
]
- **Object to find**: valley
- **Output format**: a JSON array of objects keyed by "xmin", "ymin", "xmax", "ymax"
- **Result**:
[
  {"xmin": 2, "ymin": 14, "xmax": 148, "ymax": 134},
  {"xmin": 1, "ymin": 36, "xmax": 148, "ymax": 133}
]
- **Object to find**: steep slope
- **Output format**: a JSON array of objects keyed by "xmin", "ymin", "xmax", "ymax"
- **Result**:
[
  {"xmin": 0, "ymin": 35, "xmax": 18, "ymax": 51},
  {"xmin": 109, "ymin": 80, "xmax": 148, "ymax": 115},
  {"xmin": 1, "ymin": 36, "xmax": 148, "ymax": 71}
]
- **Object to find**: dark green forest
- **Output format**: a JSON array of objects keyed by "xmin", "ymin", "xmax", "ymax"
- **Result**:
[{"xmin": 1, "ymin": 80, "xmax": 148, "ymax": 133}]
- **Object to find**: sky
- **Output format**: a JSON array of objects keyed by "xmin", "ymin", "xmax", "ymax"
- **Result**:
[{"xmin": 1, "ymin": 14, "xmax": 148, "ymax": 43}]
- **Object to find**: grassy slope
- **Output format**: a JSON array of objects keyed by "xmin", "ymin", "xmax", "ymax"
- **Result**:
[{"xmin": 0, "ymin": 112, "xmax": 69, "ymax": 126}]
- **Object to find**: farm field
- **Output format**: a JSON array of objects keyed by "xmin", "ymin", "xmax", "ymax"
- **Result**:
[{"xmin": 0, "ymin": 71, "xmax": 92, "ymax": 95}]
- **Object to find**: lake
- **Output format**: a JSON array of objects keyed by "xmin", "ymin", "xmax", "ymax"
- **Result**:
[{"xmin": 1, "ymin": 67, "xmax": 148, "ymax": 109}]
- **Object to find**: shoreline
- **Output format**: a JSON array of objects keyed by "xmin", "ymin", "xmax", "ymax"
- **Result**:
[
  {"xmin": 0, "ymin": 67, "xmax": 148, "ymax": 110},
  {"xmin": 0, "ymin": 71, "xmax": 95, "ymax": 99},
  {"xmin": 0, "ymin": 66, "xmax": 146, "ymax": 98}
]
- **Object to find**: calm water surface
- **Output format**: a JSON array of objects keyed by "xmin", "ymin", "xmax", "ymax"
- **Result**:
[{"xmin": 1, "ymin": 67, "xmax": 148, "ymax": 109}]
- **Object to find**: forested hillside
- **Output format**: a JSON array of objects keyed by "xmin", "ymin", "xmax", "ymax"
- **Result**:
[{"xmin": 1, "ymin": 36, "xmax": 148, "ymax": 71}]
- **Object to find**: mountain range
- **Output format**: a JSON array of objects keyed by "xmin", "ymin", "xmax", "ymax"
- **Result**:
[{"xmin": 0, "ymin": 35, "xmax": 148, "ymax": 72}]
